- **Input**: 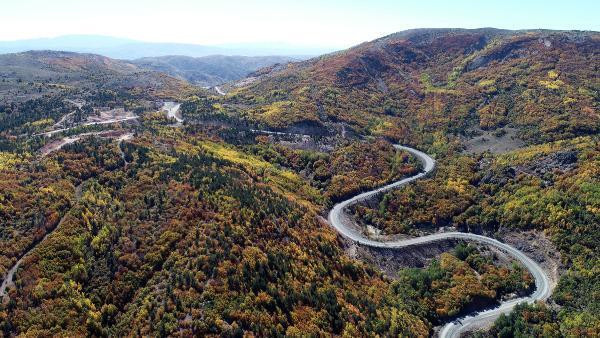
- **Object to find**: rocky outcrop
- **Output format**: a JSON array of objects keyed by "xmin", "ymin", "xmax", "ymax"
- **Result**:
[{"xmin": 514, "ymin": 150, "xmax": 579, "ymax": 178}]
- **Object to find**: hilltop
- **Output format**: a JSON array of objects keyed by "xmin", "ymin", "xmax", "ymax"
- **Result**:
[{"xmin": 0, "ymin": 50, "xmax": 195, "ymax": 104}]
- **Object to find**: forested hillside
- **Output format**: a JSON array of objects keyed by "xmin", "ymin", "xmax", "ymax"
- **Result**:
[
  {"xmin": 0, "ymin": 51, "xmax": 194, "ymax": 104},
  {"xmin": 224, "ymin": 28, "xmax": 598, "ymax": 145},
  {"xmin": 216, "ymin": 28, "xmax": 599, "ymax": 336},
  {"xmin": 0, "ymin": 28, "xmax": 598, "ymax": 337}
]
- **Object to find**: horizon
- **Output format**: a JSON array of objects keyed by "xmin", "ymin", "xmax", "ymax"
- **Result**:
[
  {"xmin": 0, "ymin": 1, "xmax": 598, "ymax": 337},
  {"xmin": 1, "ymin": 0, "xmax": 599, "ymax": 49},
  {"xmin": 3, "ymin": 25, "xmax": 600, "ymax": 45}
]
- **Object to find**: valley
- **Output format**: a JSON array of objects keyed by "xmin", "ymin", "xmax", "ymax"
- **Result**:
[
  {"xmin": 132, "ymin": 55, "xmax": 299, "ymax": 87},
  {"xmin": 0, "ymin": 28, "xmax": 598, "ymax": 337}
]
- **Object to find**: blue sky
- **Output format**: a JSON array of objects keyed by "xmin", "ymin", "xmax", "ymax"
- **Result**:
[{"xmin": 1, "ymin": 0, "xmax": 598, "ymax": 47}]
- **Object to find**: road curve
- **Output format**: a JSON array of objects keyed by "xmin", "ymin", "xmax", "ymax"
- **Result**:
[
  {"xmin": 162, "ymin": 102, "xmax": 183, "ymax": 123},
  {"xmin": 214, "ymin": 86, "xmax": 226, "ymax": 96},
  {"xmin": 327, "ymin": 145, "xmax": 552, "ymax": 337}
]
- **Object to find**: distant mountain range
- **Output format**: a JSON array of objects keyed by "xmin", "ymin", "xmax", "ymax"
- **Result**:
[
  {"xmin": 131, "ymin": 55, "xmax": 298, "ymax": 87},
  {"xmin": 0, "ymin": 49, "xmax": 299, "ymax": 95},
  {"xmin": 0, "ymin": 35, "xmax": 337, "ymax": 59}
]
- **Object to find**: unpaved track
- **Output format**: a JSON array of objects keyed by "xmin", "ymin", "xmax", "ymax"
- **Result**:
[
  {"xmin": 117, "ymin": 133, "xmax": 133, "ymax": 165},
  {"xmin": 1, "ymin": 183, "xmax": 84, "ymax": 300},
  {"xmin": 39, "ymin": 131, "xmax": 134, "ymax": 157},
  {"xmin": 2, "ymin": 105, "xmax": 146, "ymax": 299},
  {"xmin": 2, "ymin": 131, "xmax": 136, "ymax": 299},
  {"xmin": 327, "ymin": 145, "xmax": 552, "ymax": 337},
  {"xmin": 34, "ymin": 116, "xmax": 139, "ymax": 137}
]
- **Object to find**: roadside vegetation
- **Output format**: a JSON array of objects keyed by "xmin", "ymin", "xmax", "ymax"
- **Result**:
[{"xmin": 0, "ymin": 29, "xmax": 598, "ymax": 336}]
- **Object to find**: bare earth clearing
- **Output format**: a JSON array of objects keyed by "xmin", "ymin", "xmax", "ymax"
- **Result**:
[{"xmin": 463, "ymin": 127, "xmax": 525, "ymax": 154}]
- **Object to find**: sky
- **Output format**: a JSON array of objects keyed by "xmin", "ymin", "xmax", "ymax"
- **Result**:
[{"xmin": 1, "ymin": 0, "xmax": 599, "ymax": 48}]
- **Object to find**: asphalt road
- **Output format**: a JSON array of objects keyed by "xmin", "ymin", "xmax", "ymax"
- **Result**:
[{"xmin": 327, "ymin": 145, "xmax": 552, "ymax": 337}]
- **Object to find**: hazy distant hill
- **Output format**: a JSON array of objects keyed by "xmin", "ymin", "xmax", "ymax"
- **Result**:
[
  {"xmin": 0, "ymin": 49, "xmax": 298, "ymax": 99},
  {"xmin": 0, "ymin": 35, "xmax": 336, "ymax": 59},
  {"xmin": 0, "ymin": 50, "xmax": 193, "ymax": 103},
  {"xmin": 131, "ymin": 55, "xmax": 298, "ymax": 86}
]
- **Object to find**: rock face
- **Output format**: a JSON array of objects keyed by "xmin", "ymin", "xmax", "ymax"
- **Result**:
[
  {"xmin": 499, "ymin": 230, "xmax": 563, "ymax": 289},
  {"xmin": 466, "ymin": 36, "xmax": 536, "ymax": 71},
  {"xmin": 345, "ymin": 238, "xmax": 461, "ymax": 277},
  {"xmin": 514, "ymin": 150, "xmax": 579, "ymax": 177},
  {"xmin": 283, "ymin": 120, "xmax": 332, "ymax": 137},
  {"xmin": 477, "ymin": 150, "xmax": 579, "ymax": 189}
]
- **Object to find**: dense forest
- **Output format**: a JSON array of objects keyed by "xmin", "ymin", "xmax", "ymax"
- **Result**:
[
  {"xmin": 216, "ymin": 28, "xmax": 599, "ymax": 336},
  {"xmin": 0, "ymin": 29, "xmax": 599, "ymax": 336},
  {"xmin": 0, "ymin": 114, "xmax": 538, "ymax": 336}
]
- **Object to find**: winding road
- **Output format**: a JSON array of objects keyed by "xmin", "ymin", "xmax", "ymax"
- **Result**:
[
  {"xmin": 1, "ymin": 183, "xmax": 85, "ymax": 300},
  {"xmin": 214, "ymin": 86, "xmax": 226, "ymax": 96},
  {"xmin": 327, "ymin": 145, "xmax": 552, "ymax": 337},
  {"xmin": 34, "ymin": 116, "xmax": 139, "ymax": 137},
  {"xmin": 162, "ymin": 102, "xmax": 183, "ymax": 123},
  {"xmin": 3, "ymin": 111, "xmax": 551, "ymax": 335}
]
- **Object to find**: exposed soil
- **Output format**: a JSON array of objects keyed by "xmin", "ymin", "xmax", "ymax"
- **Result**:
[
  {"xmin": 35, "ymin": 107, "xmax": 138, "ymax": 137},
  {"xmin": 87, "ymin": 107, "xmax": 137, "ymax": 124},
  {"xmin": 462, "ymin": 127, "xmax": 525, "ymax": 154},
  {"xmin": 344, "ymin": 237, "xmax": 461, "ymax": 277},
  {"xmin": 497, "ymin": 229, "xmax": 563, "ymax": 290},
  {"xmin": 39, "ymin": 130, "xmax": 133, "ymax": 157}
]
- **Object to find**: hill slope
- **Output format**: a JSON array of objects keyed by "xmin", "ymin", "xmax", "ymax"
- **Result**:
[
  {"xmin": 225, "ymin": 28, "xmax": 599, "ymax": 145},
  {"xmin": 0, "ymin": 51, "xmax": 195, "ymax": 103},
  {"xmin": 0, "ymin": 29, "xmax": 598, "ymax": 337},
  {"xmin": 213, "ymin": 28, "xmax": 600, "ymax": 336}
]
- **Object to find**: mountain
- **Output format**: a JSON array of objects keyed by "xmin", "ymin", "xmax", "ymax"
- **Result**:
[
  {"xmin": 0, "ymin": 28, "xmax": 598, "ymax": 337},
  {"xmin": 225, "ymin": 28, "xmax": 599, "ymax": 144},
  {"xmin": 0, "ymin": 50, "xmax": 138, "ymax": 76},
  {"xmin": 214, "ymin": 28, "xmax": 600, "ymax": 336},
  {"xmin": 0, "ymin": 35, "xmax": 336, "ymax": 59},
  {"xmin": 0, "ymin": 46, "xmax": 437, "ymax": 337},
  {"xmin": 131, "ymin": 55, "xmax": 299, "ymax": 87},
  {"xmin": 0, "ymin": 35, "xmax": 139, "ymax": 55},
  {"xmin": 0, "ymin": 50, "xmax": 295, "ymax": 100}
]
